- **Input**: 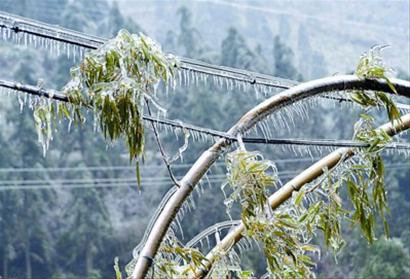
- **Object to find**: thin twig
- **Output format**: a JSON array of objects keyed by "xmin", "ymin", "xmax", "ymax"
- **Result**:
[{"xmin": 144, "ymin": 97, "xmax": 181, "ymax": 188}]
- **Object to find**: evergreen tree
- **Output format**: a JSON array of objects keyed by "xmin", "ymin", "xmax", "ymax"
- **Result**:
[
  {"xmin": 0, "ymin": 131, "xmax": 16, "ymax": 279},
  {"xmin": 98, "ymin": 1, "xmax": 142, "ymax": 37},
  {"xmin": 177, "ymin": 7, "xmax": 202, "ymax": 58},
  {"xmin": 2, "ymin": 107, "xmax": 56, "ymax": 279},
  {"xmin": 220, "ymin": 27, "xmax": 254, "ymax": 70},
  {"xmin": 273, "ymin": 35, "xmax": 302, "ymax": 80},
  {"xmin": 357, "ymin": 239, "xmax": 410, "ymax": 279}
]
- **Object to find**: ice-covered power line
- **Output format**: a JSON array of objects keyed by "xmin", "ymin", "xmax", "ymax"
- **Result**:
[
  {"xmin": 244, "ymin": 138, "xmax": 410, "ymax": 149},
  {"xmin": 0, "ymin": 158, "xmax": 322, "ymax": 173},
  {"xmin": 2, "ymin": 10, "xmax": 409, "ymax": 112},
  {"xmin": 0, "ymin": 11, "xmax": 297, "ymax": 93},
  {"xmin": 0, "ymin": 170, "xmax": 324, "ymax": 186},
  {"xmin": 1, "ymin": 78, "xmax": 410, "ymax": 151},
  {"xmin": 0, "ymin": 164, "xmax": 408, "ymax": 191},
  {"xmin": 0, "ymin": 79, "xmax": 234, "ymax": 141},
  {"xmin": 0, "ymin": 174, "xmax": 287, "ymax": 191},
  {"xmin": 321, "ymin": 95, "xmax": 410, "ymax": 112},
  {"xmin": 2, "ymin": 11, "xmax": 409, "ymax": 109}
]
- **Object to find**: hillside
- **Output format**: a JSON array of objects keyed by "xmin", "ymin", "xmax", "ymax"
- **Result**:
[{"xmin": 116, "ymin": 0, "xmax": 410, "ymax": 80}]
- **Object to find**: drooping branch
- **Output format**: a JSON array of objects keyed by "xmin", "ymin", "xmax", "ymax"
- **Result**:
[
  {"xmin": 0, "ymin": 79, "xmax": 238, "ymax": 140},
  {"xmin": 131, "ymin": 75, "xmax": 410, "ymax": 279},
  {"xmin": 194, "ymin": 113, "xmax": 410, "ymax": 278}
]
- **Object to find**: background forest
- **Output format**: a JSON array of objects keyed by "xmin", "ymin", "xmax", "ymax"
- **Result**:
[{"xmin": 0, "ymin": 0, "xmax": 409, "ymax": 278}]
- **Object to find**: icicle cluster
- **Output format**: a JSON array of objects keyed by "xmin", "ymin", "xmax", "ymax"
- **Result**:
[
  {"xmin": 184, "ymin": 220, "xmax": 242, "ymax": 251},
  {"xmin": 170, "ymin": 67, "xmax": 293, "ymax": 98},
  {"xmin": 150, "ymin": 119, "xmax": 225, "ymax": 144},
  {"xmin": 0, "ymin": 11, "xmax": 102, "ymax": 59},
  {"xmin": 168, "ymin": 170, "xmax": 219, "ymax": 241}
]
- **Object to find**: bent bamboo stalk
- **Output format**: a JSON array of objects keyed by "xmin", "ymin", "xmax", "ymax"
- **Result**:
[
  {"xmin": 194, "ymin": 113, "xmax": 410, "ymax": 278},
  {"xmin": 132, "ymin": 75, "xmax": 410, "ymax": 279}
]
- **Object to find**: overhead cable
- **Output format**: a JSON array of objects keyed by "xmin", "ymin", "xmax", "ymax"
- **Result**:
[
  {"xmin": 321, "ymin": 95, "xmax": 410, "ymax": 111},
  {"xmin": 1, "ymin": 79, "xmax": 409, "ymax": 151},
  {"xmin": 0, "ymin": 164, "xmax": 408, "ymax": 191},
  {"xmin": 243, "ymin": 137, "xmax": 410, "ymax": 149},
  {"xmin": 2, "ymin": 11, "xmax": 409, "ymax": 108},
  {"xmin": 0, "ymin": 158, "xmax": 322, "ymax": 173},
  {"xmin": 0, "ymin": 11, "xmax": 297, "ymax": 89},
  {"xmin": 0, "ymin": 78, "xmax": 233, "ymax": 139}
]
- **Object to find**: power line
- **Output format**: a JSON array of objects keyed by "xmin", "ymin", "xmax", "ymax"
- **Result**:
[
  {"xmin": 0, "ymin": 11, "xmax": 297, "ymax": 91},
  {"xmin": 0, "ymin": 78, "xmax": 235, "ymax": 140},
  {"xmin": 321, "ymin": 95, "xmax": 410, "ymax": 111},
  {"xmin": 0, "ymin": 170, "xmax": 323, "ymax": 186},
  {"xmin": 2, "ymin": 78, "xmax": 410, "ymax": 151},
  {"xmin": 0, "ymin": 164, "xmax": 408, "ymax": 191},
  {"xmin": 242, "ymin": 138, "xmax": 410, "ymax": 149},
  {"xmin": 0, "ymin": 157, "xmax": 323, "ymax": 173},
  {"xmin": 1, "ymin": 11, "xmax": 408, "ymax": 109},
  {"xmin": 1, "ymin": 11, "xmax": 409, "ymax": 109},
  {"xmin": 0, "ymin": 161, "xmax": 406, "ymax": 176},
  {"xmin": 0, "ymin": 176, "xmax": 185, "ymax": 186},
  {"xmin": 0, "ymin": 12, "xmax": 409, "ymax": 151},
  {"xmin": 0, "ymin": 164, "xmax": 183, "ymax": 173}
]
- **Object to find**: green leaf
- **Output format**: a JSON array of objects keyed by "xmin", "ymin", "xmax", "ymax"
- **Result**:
[
  {"xmin": 384, "ymin": 77, "xmax": 398, "ymax": 94},
  {"xmin": 295, "ymin": 189, "xmax": 305, "ymax": 206},
  {"xmin": 136, "ymin": 161, "xmax": 141, "ymax": 190},
  {"xmin": 301, "ymin": 244, "xmax": 320, "ymax": 253},
  {"xmin": 113, "ymin": 257, "xmax": 122, "ymax": 279}
]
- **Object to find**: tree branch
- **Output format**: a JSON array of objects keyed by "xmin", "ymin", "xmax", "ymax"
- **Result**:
[{"xmin": 144, "ymin": 98, "xmax": 181, "ymax": 188}]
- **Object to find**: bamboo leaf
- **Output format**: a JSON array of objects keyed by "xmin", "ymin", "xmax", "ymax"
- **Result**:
[
  {"xmin": 136, "ymin": 161, "xmax": 141, "ymax": 190},
  {"xmin": 113, "ymin": 257, "xmax": 122, "ymax": 279}
]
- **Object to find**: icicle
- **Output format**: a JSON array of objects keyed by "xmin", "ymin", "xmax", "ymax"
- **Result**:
[
  {"xmin": 79, "ymin": 47, "xmax": 84, "ymax": 60},
  {"xmin": 218, "ymin": 76, "xmax": 223, "ymax": 89},
  {"xmin": 23, "ymin": 32, "xmax": 28, "ymax": 46},
  {"xmin": 237, "ymin": 241, "xmax": 244, "ymax": 255},
  {"xmin": 188, "ymin": 194, "xmax": 196, "ymax": 210},
  {"xmin": 177, "ymin": 70, "xmax": 182, "ymax": 88},
  {"xmin": 199, "ymin": 238, "xmax": 204, "ymax": 250},
  {"xmin": 17, "ymin": 93, "xmax": 24, "ymax": 111},
  {"xmin": 194, "ymin": 71, "xmax": 200, "ymax": 86},
  {"xmin": 204, "ymin": 173, "xmax": 212, "ymax": 189},
  {"xmin": 214, "ymin": 229, "xmax": 221, "ymax": 243},
  {"xmin": 66, "ymin": 43, "xmax": 70, "ymax": 59},
  {"xmin": 73, "ymin": 45, "xmax": 77, "ymax": 62},
  {"xmin": 185, "ymin": 69, "xmax": 190, "ymax": 86},
  {"xmin": 175, "ymin": 215, "xmax": 184, "ymax": 240}
]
